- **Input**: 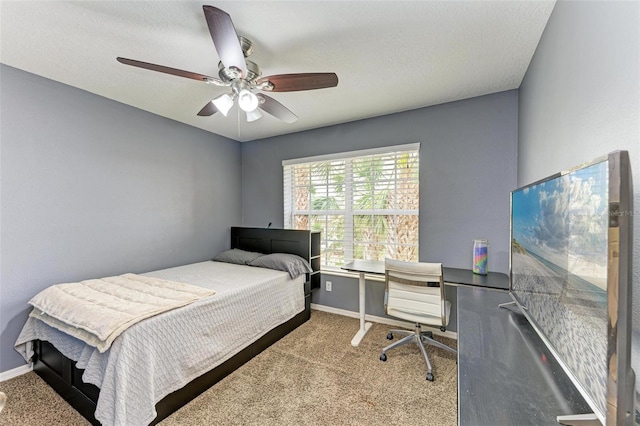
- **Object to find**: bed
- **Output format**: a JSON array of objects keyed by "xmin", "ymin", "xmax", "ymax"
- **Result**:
[{"xmin": 14, "ymin": 227, "xmax": 318, "ymax": 425}]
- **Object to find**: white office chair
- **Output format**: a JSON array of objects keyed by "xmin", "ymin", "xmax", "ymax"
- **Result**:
[{"xmin": 379, "ymin": 258, "xmax": 457, "ymax": 381}]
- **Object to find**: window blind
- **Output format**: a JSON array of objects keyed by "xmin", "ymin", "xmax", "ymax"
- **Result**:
[{"xmin": 284, "ymin": 144, "xmax": 420, "ymax": 270}]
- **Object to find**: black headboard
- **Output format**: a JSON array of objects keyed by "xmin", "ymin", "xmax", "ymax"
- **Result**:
[{"xmin": 230, "ymin": 227, "xmax": 311, "ymax": 262}]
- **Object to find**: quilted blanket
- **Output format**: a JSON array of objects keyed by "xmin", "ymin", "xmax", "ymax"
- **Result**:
[{"xmin": 28, "ymin": 273, "xmax": 216, "ymax": 352}]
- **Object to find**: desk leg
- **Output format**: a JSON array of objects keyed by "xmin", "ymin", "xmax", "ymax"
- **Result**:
[{"xmin": 351, "ymin": 272, "xmax": 373, "ymax": 346}]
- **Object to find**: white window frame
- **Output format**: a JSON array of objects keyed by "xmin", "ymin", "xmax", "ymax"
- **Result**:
[{"xmin": 283, "ymin": 143, "xmax": 420, "ymax": 272}]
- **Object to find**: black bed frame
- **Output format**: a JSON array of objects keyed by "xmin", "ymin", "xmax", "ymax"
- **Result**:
[{"xmin": 32, "ymin": 227, "xmax": 316, "ymax": 425}]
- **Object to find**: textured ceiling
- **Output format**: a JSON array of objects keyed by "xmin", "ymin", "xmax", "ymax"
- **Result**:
[{"xmin": 0, "ymin": 1, "xmax": 555, "ymax": 142}]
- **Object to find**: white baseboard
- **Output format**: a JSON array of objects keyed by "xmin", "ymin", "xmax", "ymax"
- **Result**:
[
  {"xmin": 0, "ymin": 364, "xmax": 32, "ymax": 382},
  {"xmin": 310, "ymin": 303, "xmax": 457, "ymax": 340}
]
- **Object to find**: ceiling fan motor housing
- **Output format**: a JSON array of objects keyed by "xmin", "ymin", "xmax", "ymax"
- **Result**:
[{"xmin": 218, "ymin": 57, "xmax": 261, "ymax": 84}]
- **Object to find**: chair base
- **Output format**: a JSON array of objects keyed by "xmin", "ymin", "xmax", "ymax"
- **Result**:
[{"xmin": 380, "ymin": 324, "xmax": 456, "ymax": 381}]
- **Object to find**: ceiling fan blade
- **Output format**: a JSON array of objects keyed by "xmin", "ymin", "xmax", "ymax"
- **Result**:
[
  {"xmin": 257, "ymin": 73, "xmax": 338, "ymax": 92},
  {"xmin": 117, "ymin": 57, "xmax": 221, "ymax": 83},
  {"xmin": 202, "ymin": 6, "xmax": 247, "ymax": 78},
  {"xmin": 197, "ymin": 101, "xmax": 218, "ymax": 117},
  {"xmin": 257, "ymin": 94, "xmax": 298, "ymax": 123}
]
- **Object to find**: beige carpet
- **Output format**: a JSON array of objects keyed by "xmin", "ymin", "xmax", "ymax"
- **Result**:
[{"xmin": 0, "ymin": 310, "xmax": 458, "ymax": 425}]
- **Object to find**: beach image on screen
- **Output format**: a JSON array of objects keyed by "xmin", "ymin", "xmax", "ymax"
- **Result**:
[{"xmin": 511, "ymin": 159, "xmax": 609, "ymax": 416}]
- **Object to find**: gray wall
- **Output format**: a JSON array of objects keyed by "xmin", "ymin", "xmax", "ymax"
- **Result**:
[
  {"xmin": 242, "ymin": 91, "xmax": 519, "ymax": 328},
  {"xmin": 518, "ymin": 0, "xmax": 640, "ymax": 401},
  {"xmin": 0, "ymin": 65, "xmax": 242, "ymax": 372}
]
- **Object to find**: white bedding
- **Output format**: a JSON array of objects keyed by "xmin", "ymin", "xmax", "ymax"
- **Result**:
[
  {"xmin": 15, "ymin": 261, "xmax": 305, "ymax": 426},
  {"xmin": 28, "ymin": 273, "xmax": 216, "ymax": 352}
]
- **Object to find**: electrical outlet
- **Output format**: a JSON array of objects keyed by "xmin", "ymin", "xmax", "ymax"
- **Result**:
[{"xmin": 326, "ymin": 281, "xmax": 332, "ymax": 292}]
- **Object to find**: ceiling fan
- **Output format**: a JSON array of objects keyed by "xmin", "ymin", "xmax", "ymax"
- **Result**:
[{"xmin": 117, "ymin": 5, "xmax": 338, "ymax": 124}]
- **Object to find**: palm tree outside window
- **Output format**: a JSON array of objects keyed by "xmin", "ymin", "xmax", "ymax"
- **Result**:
[{"xmin": 283, "ymin": 144, "xmax": 419, "ymax": 271}]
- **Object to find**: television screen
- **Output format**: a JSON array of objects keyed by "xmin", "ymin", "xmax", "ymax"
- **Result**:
[{"xmin": 510, "ymin": 151, "xmax": 634, "ymax": 424}]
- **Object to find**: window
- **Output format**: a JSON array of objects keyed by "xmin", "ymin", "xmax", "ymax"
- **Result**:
[{"xmin": 284, "ymin": 144, "xmax": 419, "ymax": 270}]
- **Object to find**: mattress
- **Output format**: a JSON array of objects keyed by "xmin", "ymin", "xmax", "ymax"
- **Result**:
[{"xmin": 15, "ymin": 261, "xmax": 305, "ymax": 426}]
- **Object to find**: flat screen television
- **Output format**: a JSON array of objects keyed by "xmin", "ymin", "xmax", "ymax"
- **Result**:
[{"xmin": 509, "ymin": 150, "xmax": 634, "ymax": 425}]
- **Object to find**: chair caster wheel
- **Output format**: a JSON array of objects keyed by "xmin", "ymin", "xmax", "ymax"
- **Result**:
[
  {"xmin": 440, "ymin": 326, "xmax": 446, "ymax": 332},
  {"xmin": 386, "ymin": 332, "xmax": 393, "ymax": 340},
  {"xmin": 380, "ymin": 353, "xmax": 387, "ymax": 362},
  {"xmin": 426, "ymin": 373, "xmax": 434, "ymax": 381}
]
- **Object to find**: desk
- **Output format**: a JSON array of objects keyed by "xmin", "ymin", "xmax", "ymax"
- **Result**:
[
  {"xmin": 341, "ymin": 260, "xmax": 383, "ymax": 346},
  {"xmin": 443, "ymin": 267, "xmax": 509, "ymax": 290},
  {"xmin": 341, "ymin": 260, "xmax": 510, "ymax": 346},
  {"xmin": 457, "ymin": 286, "xmax": 590, "ymax": 425}
]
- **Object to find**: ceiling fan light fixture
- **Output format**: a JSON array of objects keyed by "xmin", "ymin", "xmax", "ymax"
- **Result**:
[
  {"xmin": 212, "ymin": 93, "xmax": 235, "ymax": 116},
  {"xmin": 246, "ymin": 108, "xmax": 262, "ymax": 122},
  {"xmin": 238, "ymin": 89, "xmax": 259, "ymax": 112}
]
